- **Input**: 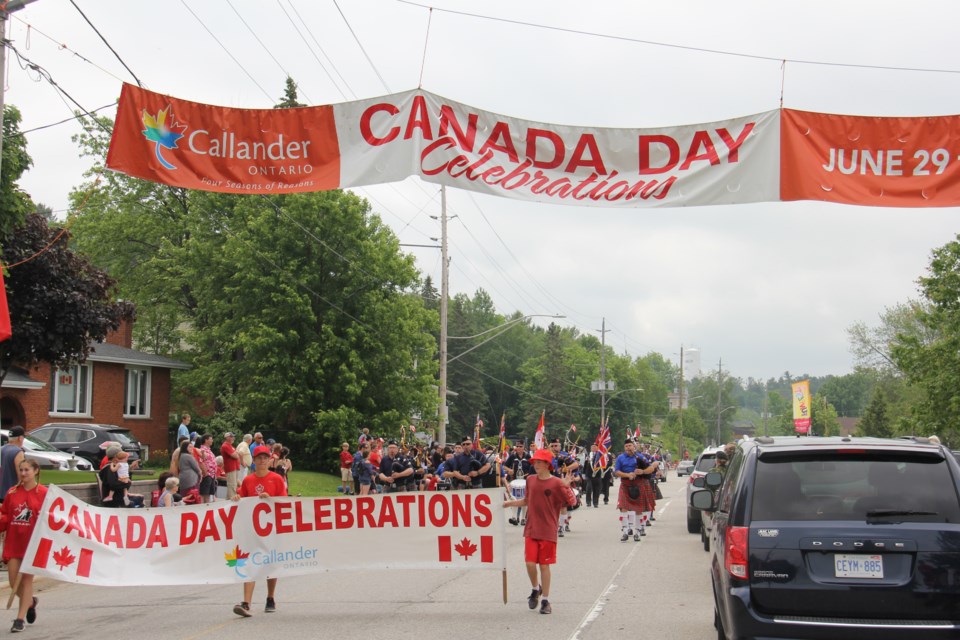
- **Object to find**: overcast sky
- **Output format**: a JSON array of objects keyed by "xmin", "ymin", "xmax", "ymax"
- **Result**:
[{"xmin": 6, "ymin": 0, "xmax": 960, "ymax": 382}]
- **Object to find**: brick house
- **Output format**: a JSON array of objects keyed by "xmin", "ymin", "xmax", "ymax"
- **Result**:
[{"xmin": 0, "ymin": 319, "xmax": 190, "ymax": 456}]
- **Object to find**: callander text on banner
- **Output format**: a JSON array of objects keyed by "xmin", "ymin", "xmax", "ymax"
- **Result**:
[{"xmin": 23, "ymin": 485, "xmax": 505, "ymax": 587}]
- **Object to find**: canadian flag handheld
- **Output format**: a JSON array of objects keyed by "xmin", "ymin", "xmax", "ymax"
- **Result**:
[
  {"xmin": 32, "ymin": 537, "xmax": 94, "ymax": 578},
  {"xmin": 533, "ymin": 411, "xmax": 545, "ymax": 449}
]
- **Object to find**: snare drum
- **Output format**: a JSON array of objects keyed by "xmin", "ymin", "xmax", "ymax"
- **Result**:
[{"xmin": 509, "ymin": 479, "xmax": 526, "ymax": 500}]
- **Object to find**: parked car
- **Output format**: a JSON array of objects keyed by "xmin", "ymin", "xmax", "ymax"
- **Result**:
[
  {"xmin": 691, "ymin": 435, "xmax": 960, "ymax": 639},
  {"xmin": 686, "ymin": 446, "xmax": 723, "ymax": 533},
  {"xmin": 0, "ymin": 429, "xmax": 94, "ymax": 471},
  {"xmin": 30, "ymin": 423, "xmax": 142, "ymax": 468},
  {"xmin": 676, "ymin": 460, "xmax": 695, "ymax": 477}
]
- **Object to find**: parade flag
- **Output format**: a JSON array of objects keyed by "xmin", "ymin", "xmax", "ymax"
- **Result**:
[
  {"xmin": 595, "ymin": 420, "xmax": 611, "ymax": 469},
  {"xmin": 533, "ymin": 411, "xmax": 545, "ymax": 449},
  {"xmin": 497, "ymin": 414, "xmax": 508, "ymax": 456},
  {"xmin": 474, "ymin": 414, "xmax": 483, "ymax": 448},
  {"xmin": 792, "ymin": 380, "xmax": 812, "ymax": 434},
  {"xmin": 634, "ymin": 425, "xmax": 642, "ymax": 441},
  {"xmin": 0, "ymin": 269, "xmax": 10, "ymax": 342}
]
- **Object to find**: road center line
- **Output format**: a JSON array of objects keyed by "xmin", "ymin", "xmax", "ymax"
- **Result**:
[{"xmin": 567, "ymin": 535, "xmax": 643, "ymax": 640}]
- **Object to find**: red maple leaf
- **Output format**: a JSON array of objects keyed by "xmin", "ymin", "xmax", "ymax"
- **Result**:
[
  {"xmin": 53, "ymin": 546, "xmax": 76, "ymax": 571},
  {"xmin": 454, "ymin": 537, "xmax": 477, "ymax": 560}
]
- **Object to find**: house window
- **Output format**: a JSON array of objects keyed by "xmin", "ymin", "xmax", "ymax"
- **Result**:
[
  {"xmin": 124, "ymin": 367, "xmax": 151, "ymax": 417},
  {"xmin": 49, "ymin": 364, "xmax": 92, "ymax": 415}
]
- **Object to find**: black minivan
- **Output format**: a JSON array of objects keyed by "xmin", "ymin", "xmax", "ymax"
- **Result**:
[{"xmin": 691, "ymin": 436, "xmax": 960, "ymax": 639}]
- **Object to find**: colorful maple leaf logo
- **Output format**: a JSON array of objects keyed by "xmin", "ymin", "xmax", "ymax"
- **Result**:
[
  {"xmin": 454, "ymin": 537, "xmax": 477, "ymax": 560},
  {"xmin": 224, "ymin": 545, "xmax": 251, "ymax": 578},
  {"xmin": 141, "ymin": 105, "xmax": 187, "ymax": 170},
  {"xmin": 53, "ymin": 546, "xmax": 76, "ymax": 571}
]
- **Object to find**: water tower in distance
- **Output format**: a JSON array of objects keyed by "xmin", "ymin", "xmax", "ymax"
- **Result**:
[{"xmin": 683, "ymin": 347, "xmax": 701, "ymax": 381}]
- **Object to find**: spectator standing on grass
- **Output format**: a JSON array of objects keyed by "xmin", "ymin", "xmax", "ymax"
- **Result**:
[
  {"xmin": 178, "ymin": 441, "xmax": 201, "ymax": 503},
  {"xmin": 176, "ymin": 414, "xmax": 191, "ymax": 442},
  {"xmin": 339, "ymin": 443, "xmax": 354, "ymax": 494},
  {"xmin": 221, "ymin": 433, "xmax": 241, "ymax": 499},
  {"xmin": 198, "ymin": 434, "xmax": 219, "ymax": 503},
  {"xmin": 0, "ymin": 427, "xmax": 26, "ymax": 497}
]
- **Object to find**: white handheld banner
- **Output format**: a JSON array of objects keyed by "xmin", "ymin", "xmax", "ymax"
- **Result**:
[{"xmin": 23, "ymin": 486, "xmax": 506, "ymax": 587}]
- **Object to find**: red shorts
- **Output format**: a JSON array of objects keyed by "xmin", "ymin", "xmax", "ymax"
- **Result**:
[{"xmin": 524, "ymin": 538, "xmax": 557, "ymax": 565}]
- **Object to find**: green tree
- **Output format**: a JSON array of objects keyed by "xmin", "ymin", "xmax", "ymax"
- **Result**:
[
  {"xmin": 0, "ymin": 105, "xmax": 34, "ymax": 241},
  {"xmin": 857, "ymin": 389, "xmax": 893, "ymax": 438},
  {"xmin": 809, "ymin": 393, "xmax": 840, "ymax": 437},
  {"xmin": 274, "ymin": 76, "xmax": 306, "ymax": 109},
  {"xmin": 1, "ymin": 213, "xmax": 134, "ymax": 386}
]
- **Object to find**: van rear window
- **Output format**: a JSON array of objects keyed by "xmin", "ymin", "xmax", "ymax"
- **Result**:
[
  {"xmin": 696, "ymin": 455, "xmax": 717, "ymax": 473},
  {"xmin": 752, "ymin": 454, "xmax": 960, "ymax": 522}
]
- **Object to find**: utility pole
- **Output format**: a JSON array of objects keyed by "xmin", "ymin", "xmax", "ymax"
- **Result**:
[
  {"xmin": 762, "ymin": 381, "xmax": 768, "ymax": 437},
  {"xmin": 437, "ymin": 185, "xmax": 449, "ymax": 446},
  {"xmin": 599, "ymin": 317, "xmax": 610, "ymax": 429},
  {"xmin": 678, "ymin": 345, "xmax": 685, "ymax": 459},
  {"xmin": 716, "ymin": 357, "xmax": 723, "ymax": 446}
]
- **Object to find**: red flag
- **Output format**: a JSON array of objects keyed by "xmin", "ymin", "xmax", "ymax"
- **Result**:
[
  {"xmin": 438, "ymin": 535, "xmax": 494, "ymax": 563},
  {"xmin": 0, "ymin": 269, "xmax": 10, "ymax": 342},
  {"xmin": 533, "ymin": 411, "xmax": 545, "ymax": 449},
  {"xmin": 32, "ymin": 537, "xmax": 94, "ymax": 578}
]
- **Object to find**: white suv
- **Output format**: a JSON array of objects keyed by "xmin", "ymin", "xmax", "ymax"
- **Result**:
[{"xmin": 686, "ymin": 446, "xmax": 723, "ymax": 533}]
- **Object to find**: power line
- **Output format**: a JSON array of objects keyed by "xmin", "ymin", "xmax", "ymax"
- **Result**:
[
  {"xmin": 178, "ymin": 0, "xmax": 274, "ymax": 103},
  {"xmin": 398, "ymin": 1, "xmax": 960, "ymax": 76},
  {"xmin": 275, "ymin": 0, "xmax": 347, "ymax": 101},
  {"xmin": 332, "ymin": 0, "xmax": 391, "ymax": 92},
  {"xmin": 6, "ymin": 101, "xmax": 116, "ymax": 139},
  {"xmin": 286, "ymin": 0, "xmax": 357, "ymax": 100},
  {"xmin": 10, "ymin": 15, "xmax": 130, "ymax": 84},
  {"xmin": 68, "ymin": 0, "xmax": 142, "ymax": 86},
  {"xmin": 226, "ymin": 0, "xmax": 313, "ymax": 104}
]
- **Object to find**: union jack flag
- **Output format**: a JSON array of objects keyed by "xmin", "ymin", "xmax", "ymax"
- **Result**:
[{"xmin": 595, "ymin": 420, "xmax": 611, "ymax": 468}]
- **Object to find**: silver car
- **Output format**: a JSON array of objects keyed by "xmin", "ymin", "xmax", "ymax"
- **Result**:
[{"xmin": 1, "ymin": 429, "xmax": 94, "ymax": 471}]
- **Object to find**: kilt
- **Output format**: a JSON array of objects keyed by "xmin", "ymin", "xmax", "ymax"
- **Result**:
[{"xmin": 617, "ymin": 477, "xmax": 656, "ymax": 512}]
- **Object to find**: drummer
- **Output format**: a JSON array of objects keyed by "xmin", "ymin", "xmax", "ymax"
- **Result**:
[
  {"xmin": 548, "ymin": 439, "xmax": 579, "ymax": 536},
  {"xmin": 505, "ymin": 441, "xmax": 531, "ymax": 526}
]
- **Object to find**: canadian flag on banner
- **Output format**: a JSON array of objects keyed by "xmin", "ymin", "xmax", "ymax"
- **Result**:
[
  {"xmin": 32, "ymin": 537, "xmax": 94, "ymax": 578},
  {"xmin": 437, "ymin": 535, "xmax": 494, "ymax": 563}
]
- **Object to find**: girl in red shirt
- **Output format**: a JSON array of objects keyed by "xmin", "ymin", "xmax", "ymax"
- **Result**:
[{"xmin": 0, "ymin": 459, "xmax": 47, "ymax": 632}]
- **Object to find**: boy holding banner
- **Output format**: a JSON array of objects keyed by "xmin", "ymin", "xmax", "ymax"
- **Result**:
[
  {"xmin": 502, "ymin": 448, "xmax": 576, "ymax": 615},
  {"xmin": 232, "ymin": 445, "xmax": 287, "ymax": 617}
]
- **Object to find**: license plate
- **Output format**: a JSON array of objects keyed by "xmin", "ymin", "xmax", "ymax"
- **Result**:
[{"xmin": 834, "ymin": 554, "xmax": 884, "ymax": 578}]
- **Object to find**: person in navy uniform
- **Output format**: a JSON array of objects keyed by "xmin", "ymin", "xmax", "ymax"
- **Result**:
[
  {"xmin": 378, "ymin": 440, "xmax": 413, "ymax": 492},
  {"xmin": 615, "ymin": 439, "xmax": 658, "ymax": 541},
  {"xmin": 548, "ymin": 438, "xmax": 579, "ymax": 535},
  {"xmin": 583, "ymin": 443, "xmax": 605, "ymax": 508},
  {"xmin": 442, "ymin": 438, "xmax": 490, "ymax": 489},
  {"xmin": 505, "ymin": 441, "xmax": 532, "ymax": 525}
]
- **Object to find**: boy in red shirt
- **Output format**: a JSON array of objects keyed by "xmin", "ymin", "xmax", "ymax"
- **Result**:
[
  {"xmin": 338, "ymin": 443, "xmax": 354, "ymax": 495},
  {"xmin": 502, "ymin": 447, "xmax": 576, "ymax": 615},
  {"xmin": 232, "ymin": 445, "xmax": 287, "ymax": 617}
]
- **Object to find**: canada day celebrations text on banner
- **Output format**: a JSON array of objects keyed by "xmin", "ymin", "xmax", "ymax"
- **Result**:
[
  {"xmin": 23, "ymin": 485, "xmax": 506, "ymax": 587},
  {"xmin": 105, "ymin": 84, "xmax": 781, "ymax": 208}
]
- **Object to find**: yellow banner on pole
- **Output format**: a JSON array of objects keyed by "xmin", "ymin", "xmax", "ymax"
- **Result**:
[{"xmin": 792, "ymin": 380, "xmax": 811, "ymax": 434}]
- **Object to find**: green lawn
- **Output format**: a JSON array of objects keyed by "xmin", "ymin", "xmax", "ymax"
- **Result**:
[{"xmin": 39, "ymin": 469, "xmax": 342, "ymax": 497}]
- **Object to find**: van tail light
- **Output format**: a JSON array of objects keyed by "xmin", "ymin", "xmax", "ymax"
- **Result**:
[
  {"xmin": 688, "ymin": 474, "xmax": 697, "ymax": 484},
  {"xmin": 725, "ymin": 526, "xmax": 749, "ymax": 579}
]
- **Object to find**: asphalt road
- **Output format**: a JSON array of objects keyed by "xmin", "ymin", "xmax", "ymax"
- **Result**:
[{"xmin": 4, "ymin": 480, "xmax": 716, "ymax": 640}]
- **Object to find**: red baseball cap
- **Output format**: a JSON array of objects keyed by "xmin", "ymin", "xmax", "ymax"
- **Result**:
[
  {"xmin": 252, "ymin": 445, "xmax": 272, "ymax": 458},
  {"xmin": 531, "ymin": 449, "xmax": 554, "ymax": 464}
]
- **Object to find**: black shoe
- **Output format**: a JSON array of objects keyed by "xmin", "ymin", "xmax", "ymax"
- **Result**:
[
  {"xmin": 620, "ymin": 532, "xmax": 629, "ymax": 542},
  {"xmin": 604, "ymin": 500, "xmax": 608, "ymax": 504},
  {"xmin": 508, "ymin": 517, "xmax": 519, "ymax": 526},
  {"xmin": 558, "ymin": 527, "xmax": 565, "ymax": 538},
  {"xmin": 640, "ymin": 527, "xmax": 647, "ymax": 536},
  {"xmin": 626, "ymin": 528, "xmax": 633, "ymax": 536},
  {"xmin": 540, "ymin": 599, "xmax": 552, "ymax": 615},
  {"xmin": 527, "ymin": 587, "xmax": 542, "ymax": 609},
  {"xmin": 564, "ymin": 524, "xmax": 570, "ymax": 532},
  {"xmin": 264, "ymin": 597, "xmax": 276, "ymax": 613},
  {"xmin": 10, "ymin": 620, "xmax": 24, "ymax": 633},
  {"xmin": 634, "ymin": 532, "xmax": 640, "ymax": 542},
  {"xmin": 233, "ymin": 602, "xmax": 252, "ymax": 618},
  {"xmin": 520, "ymin": 518, "xmax": 526, "ymax": 526},
  {"xmin": 26, "ymin": 597, "xmax": 37, "ymax": 624}
]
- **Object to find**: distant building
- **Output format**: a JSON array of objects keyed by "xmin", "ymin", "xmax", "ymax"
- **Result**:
[
  {"xmin": 683, "ymin": 347, "xmax": 701, "ymax": 380},
  {"xmin": 668, "ymin": 390, "xmax": 692, "ymax": 410}
]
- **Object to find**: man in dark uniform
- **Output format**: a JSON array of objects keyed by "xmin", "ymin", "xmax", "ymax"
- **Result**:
[
  {"xmin": 442, "ymin": 438, "xmax": 490, "ymax": 489},
  {"xmin": 548, "ymin": 438, "xmax": 579, "ymax": 535},
  {"xmin": 583, "ymin": 443, "xmax": 605, "ymax": 508},
  {"xmin": 378, "ymin": 440, "xmax": 413, "ymax": 492},
  {"xmin": 505, "ymin": 441, "xmax": 531, "ymax": 525}
]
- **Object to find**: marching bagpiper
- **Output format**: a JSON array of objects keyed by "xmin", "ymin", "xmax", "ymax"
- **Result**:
[
  {"xmin": 548, "ymin": 438, "xmax": 579, "ymax": 536},
  {"xmin": 614, "ymin": 438, "xmax": 659, "ymax": 541}
]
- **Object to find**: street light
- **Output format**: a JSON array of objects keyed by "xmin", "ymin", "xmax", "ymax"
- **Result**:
[
  {"xmin": 716, "ymin": 405, "xmax": 737, "ymax": 445},
  {"xmin": 439, "ymin": 313, "xmax": 564, "ymax": 445}
]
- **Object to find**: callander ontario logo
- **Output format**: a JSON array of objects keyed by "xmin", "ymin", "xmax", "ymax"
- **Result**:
[
  {"xmin": 225, "ymin": 544, "xmax": 250, "ymax": 578},
  {"xmin": 225, "ymin": 543, "xmax": 320, "ymax": 577},
  {"xmin": 141, "ymin": 105, "xmax": 186, "ymax": 171}
]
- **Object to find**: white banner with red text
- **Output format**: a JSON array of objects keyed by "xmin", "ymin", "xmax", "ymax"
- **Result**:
[
  {"xmin": 106, "ymin": 84, "xmax": 780, "ymax": 207},
  {"xmin": 23, "ymin": 485, "xmax": 506, "ymax": 587}
]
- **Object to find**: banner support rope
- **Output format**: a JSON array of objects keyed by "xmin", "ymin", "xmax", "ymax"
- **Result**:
[
  {"xmin": 418, "ymin": 8, "xmax": 433, "ymax": 89},
  {"xmin": 780, "ymin": 59, "xmax": 786, "ymax": 109}
]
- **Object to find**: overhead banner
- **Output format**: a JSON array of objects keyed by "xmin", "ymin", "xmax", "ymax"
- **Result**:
[
  {"xmin": 106, "ymin": 83, "xmax": 780, "ymax": 208},
  {"xmin": 792, "ymin": 380, "xmax": 812, "ymax": 434},
  {"xmin": 23, "ymin": 485, "xmax": 505, "ymax": 587},
  {"xmin": 781, "ymin": 109, "xmax": 960, "ymax": 207}
]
